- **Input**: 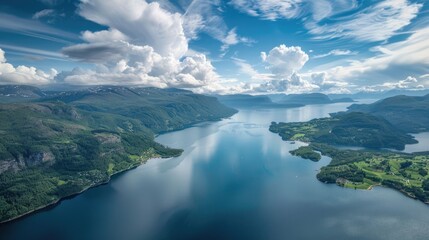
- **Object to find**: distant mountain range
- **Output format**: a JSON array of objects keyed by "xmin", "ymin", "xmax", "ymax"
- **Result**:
[
  {"xmin": 274, "ymin": 93, "xmax": 354, "ymax": 105},
  {"xmin": 215, "ymin": 92, "xmax": 354, "ymax": 109},
  {"xmin": 215, "ymin": 94, "xmax": 303, "ymax": 109},
  {"xmin": 329, "ymin": 89, "xmax": 429, "ymax": 100}
]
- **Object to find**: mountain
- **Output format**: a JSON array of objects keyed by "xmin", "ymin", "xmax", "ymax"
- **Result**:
[
  {"xmin": 270, "ymin": 112, "xmax": 417, "ymax": 150},
  {"xmin": 0, "ymin": 85, "xmax": 237, "ymax": 223},
  {"xmin": 329, "ymin": 89, "xmax": 429, "ymax": 100},
  {"xmin": 348, "ymin": 94, "xmax": 429, "ymax": 133},
  {"xmin": 0, "ymin": 85, "xmax": 47, "ymax": 102},
  {"xmin": 40, "ymin": 86, "xmax": 238, "ymax": 133},
  {"xmin": 216, "ymin": 94, "xmax": 303, "ymax": 109},
  {"xmin": 275, "ymin": 93, "xmax": 354, "ymax": 105}
]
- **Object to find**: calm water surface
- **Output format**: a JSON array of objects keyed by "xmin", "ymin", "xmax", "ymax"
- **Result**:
[{"xmin": 1, "ymin": 101, "xmax": 429, "ymax": 240}]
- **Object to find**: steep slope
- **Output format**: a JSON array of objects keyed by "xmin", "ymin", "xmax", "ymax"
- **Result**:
[
  {"xmin": 0, "ymin": 102, "xmax": 183, "ymax": 222},
  {"xmin": 348, "ymin": 94, "xmax": 429, "ymax": 133},
  {"xmin": 0, "ymin": 86, "xmax": 237, "ymax": 223},
  {"xmin": 41, "ymin": 86, "xmax": 238, "ymax": 133}
]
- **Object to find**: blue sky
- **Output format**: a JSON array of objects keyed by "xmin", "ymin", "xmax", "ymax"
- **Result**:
[{"xmin": 0, "ymin": 0, "xmax": 428, "ymax": 94}]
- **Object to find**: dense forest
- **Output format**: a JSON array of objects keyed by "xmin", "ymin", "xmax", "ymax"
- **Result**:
[{"xmin": 0, "ymin": 85, "xmax": 237, "ymax": 222}]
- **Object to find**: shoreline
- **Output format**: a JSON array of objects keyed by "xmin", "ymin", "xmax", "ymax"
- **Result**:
[
  {"xmin": 0, "ymin": 114, "xmax": 234, "ymax": 225},
  {"xmin": 0, "ymin": 156, "xmax": 160, "ymax": 225}
]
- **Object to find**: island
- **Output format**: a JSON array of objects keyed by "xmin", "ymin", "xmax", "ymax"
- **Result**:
[
  {"xmin": 269, "ymin": 111, "xmax": 417, "ymax": 150},
  {"xmin": 270, "ymin": 94, "xmax": 429, "ymax": 204},
  {"xmin": 0, "ymin": 85, "xmax": 237, "ymax": 223}
]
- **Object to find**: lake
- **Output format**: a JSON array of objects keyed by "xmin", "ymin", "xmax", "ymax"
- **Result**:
[{"xmin": 1, "ymin": 102, "xmax": 429, "ymax": 240}]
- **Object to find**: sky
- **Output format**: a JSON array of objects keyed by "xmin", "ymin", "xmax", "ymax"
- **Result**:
[{"xmin": 0, "ymin": 0, "xmax": 428, "ymax": 94}]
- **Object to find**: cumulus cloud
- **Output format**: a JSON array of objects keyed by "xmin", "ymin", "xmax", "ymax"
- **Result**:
[
  {"xmin": 0, "ymin": 48, "xmax": 57, "ymax": 85},
  {"xmin": 77, "ymin": 0, "xmax": 187, "ymax": 58},
  {"xmin": 252, "ymin": 44, "xmax": 319, "ymax": 93},
  {"xmin": 358, "ymin": 76, "xmax": 423, "ymax": 92},
  {"xmin": 59, "ymin": 0, "xmax": 227, "ymax": 91},
  {"xmin": 306, "ymin": 72, "xmax": 350, "ymax": 93},
  {"xmin": 261, "ymin": 44, "xmax": 309, "ymax": 79},
  {"xmin": 61, "ymin": 41, "xmax": 220, "ymax": 89},
  {"xmin": 255, "ymin": 73, "xmax": 319, "ymax": 93}
]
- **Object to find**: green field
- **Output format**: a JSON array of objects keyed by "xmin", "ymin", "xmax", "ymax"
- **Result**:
[{"xmin": 311, "ymin": 144, "xmax": 429, "ymax": 203}]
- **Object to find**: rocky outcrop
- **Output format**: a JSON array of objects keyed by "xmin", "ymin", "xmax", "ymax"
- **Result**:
[
  {"xmin": 0, "ymin": 151, "xmax": 55, "ymax": 174},
  {"xmin": 25, "ymin": 151, "xmax": 55, "ymax": 167}
]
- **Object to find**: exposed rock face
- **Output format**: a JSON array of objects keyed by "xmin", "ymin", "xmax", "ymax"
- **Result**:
[
  {"xmin": 0, "ymin": 151, "xmax": 55, "ymax": 174},
  {"xmin": 25, "ymin": 151, "xmax": 55, "ymax": 167},
  {"xmin": 95, "ymin": 133, "xmax": 121, "ymax": 144},
  {"xmin": 0, "ymin": 159, "xmax": 22, "ymax": 174}
]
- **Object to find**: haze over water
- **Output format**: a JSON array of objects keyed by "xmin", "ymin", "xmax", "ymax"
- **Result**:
[{"xmin": 1, "ymin": 101, "xmax": 429, "ymax": 240}]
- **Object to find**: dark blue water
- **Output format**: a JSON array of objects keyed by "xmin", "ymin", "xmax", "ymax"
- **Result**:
[{"xmin": 2, "ymin": 102, "xmax": 429, "ymax": 240}]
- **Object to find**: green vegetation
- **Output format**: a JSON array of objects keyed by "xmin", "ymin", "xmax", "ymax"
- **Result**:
[
  {"xmin": 290, "ymin": 146, "xmax": 321, "ymax": 162},
  {"xmin": 348, "ymin": 94, "xmax": 429, "ymax": 133},
  {"xmin": 0, "ymin": 86, "xmax": 236, "ymax": 223},
  {"xmin": 309, "ymin": 144, "xmax": 429, "ymax": 202},
  {"xmin": 270, "ymin": 96, "xmax": 429, "ymax": 204},
  {"xmin": 41, "ymin": 86, "xmax": 237, "ymax": 133},
  {"xmin": 270, "ymin": 112, "xmax": 417, "ymax": 150}
]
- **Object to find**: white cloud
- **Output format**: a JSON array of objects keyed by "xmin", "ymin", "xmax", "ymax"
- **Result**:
[
  {"xmin": 183, "ymin": 0, "xmax": 251, "ymax": 52},
  {"xmin": 81, "ymin": 28, "xmax": 128, "ymax": 43},
  {"xmin": 62, "ymin": 40, "xmax": 221, "ymax": 89},
  {"xmin": 0, "ymin": 48, "xmax": 57, "ymax": 85},
  {"xmin": 232, "ymin": 57, "xmax": 273, "ymax": 81},
  {"xmin": 32, "ymin": 9, "xmax": 56, "ymax": 19},
  {"xmin": 308, "ymin": 0, "xmax": 422, "ymax": 42},
  {"xmin": 59, "ymin": 0, "xmax": 228, "ymax": 91},
  {"xmin": 231, "ymin": 0, "xmax": 421, "ymax": 42},
  {"xmin": 220, "ymin": 28, "xmax": 252, "ymax": 52},
  {"xmin": 261, "ymin": 44, "xmax": 309, "ymax": 79},
  {"xmin": 182, "ymin": 14, "xmax": 204, "ymax": 40},
  {"xmin": 322, "ymin": 27, "xmax": 429, "ymax": 87},
  {"xmin": 77, "ymin": 0, "xmax": 188, "ymax": 58},
  {"xmin": 313, "ymin": 49, "xmax": 357, "ymax": 59},
  {"xmin": 230, "ymin": 0, "xmax": 303, "ymax": 21},
  {"xmin": 306, "ymin": 71, "xmax": 350, "ymax": 93},
  {"xmin": 251, "ymin": 44, "xmax": 319, "ymax": 93},
  {"xmin": 255, "ymin": 73, "xmax": 319, "ymax": 93},
  {"xmin": 0, "ymin": 13, "xmax": 77, "ymax": 44},
  {"xmin": 0, "ymin": 43, "xmax": 65, "ymax": 61},
  {"xmin": 357, "ymin": 76, "xmax": 422, "ymax": 92}
]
